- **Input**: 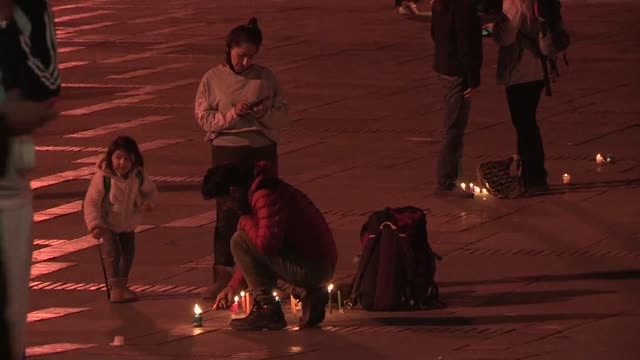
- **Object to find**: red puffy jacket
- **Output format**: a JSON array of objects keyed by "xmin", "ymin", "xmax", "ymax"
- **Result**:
[{"xmin": 227, "ymin": 162, "xmax": 337, "ymax": 291}]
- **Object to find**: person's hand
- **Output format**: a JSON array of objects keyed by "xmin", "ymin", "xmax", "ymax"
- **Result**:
[
  {"xmin": 464, "ymin": 88, "xmax": 473, "ymax": 99},
  {"xmin": 213, "ymin": 287, "xmax": 235, "ymax": 311},
  {"xmin": 91, "ymin": 226, "xmax": 105, "ymax": 240},
  {"xmin": 234, "ymin": 101, "xmax": 252, "ymax": 116},
  {"xmin": 1, "ymin": 90, "xmax": 59, "ymax": 136},
  {"xmin": 143, "ymin": 202, "xmax": 153, "ymax": 212},
  {"xmin": 251, "ymin": 103, "xmax": 269, "ymax": 119}
]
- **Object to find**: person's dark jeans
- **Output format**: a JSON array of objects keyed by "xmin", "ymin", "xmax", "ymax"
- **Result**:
[
  {"xmin": 506, "ymin": 81, "xmax": 547, "ymax": 187},
  {"xmin": 436, "ymin": 74, "xmax": 471, "ymax": 190},
  {"xmin": 210, "ymin": 144, "xmax": 278, "ymax": 268},
  {"xmin": 101, "ymin": 231, "xmax": 135, "ymax": 280},
  {"xmin": 230, "ymin": 231, "xmax": 334, "ymax": 303}
]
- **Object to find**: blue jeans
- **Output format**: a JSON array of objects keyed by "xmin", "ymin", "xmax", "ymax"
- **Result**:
[{"xmin": 436, "ymin": 74, "xmax": 471, "ymax": 190}]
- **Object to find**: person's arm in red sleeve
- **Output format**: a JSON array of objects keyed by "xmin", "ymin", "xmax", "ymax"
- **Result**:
[{"xmin": 239, "ymin": 188, "xmax": 286, "ymax": 256}]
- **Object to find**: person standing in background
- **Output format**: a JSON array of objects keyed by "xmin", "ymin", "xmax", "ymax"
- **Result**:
[
  {"xmin": 430, "ymin": 0, "xmax": 482, "ymax": 198},
  {"xmin": 194, "ymin": 17, "xmax": 290, "ymax": 301},
  {"xmin": 488, "ymin": 0, "xmax": 549, "ymax": 193}
]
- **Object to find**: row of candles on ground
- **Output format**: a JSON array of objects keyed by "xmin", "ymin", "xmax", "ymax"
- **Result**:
[
  {"xmin": 193, "ymin": 284, "xmax": 343, "ymax": 327},
  {"xmin": 460, "ymin": 182, "xmax": 489, "ymax": 198}
]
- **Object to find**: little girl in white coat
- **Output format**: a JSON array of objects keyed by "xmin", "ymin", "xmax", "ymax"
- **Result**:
[{"xmin": 83, "ymin": 136, "xmax": 158, "ymax": 303}]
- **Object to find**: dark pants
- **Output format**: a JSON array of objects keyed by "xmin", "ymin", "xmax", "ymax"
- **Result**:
[
  {"xmin": 101, "ymin": 231, "xmax": 135, "ymax": 280},
  {"xmin": 506, "ymin": 81, "xmax": 547, "ymax": 187},
  {"xmin": 211, "ymin": 144, "xmax": 278, "ymax": 268},
  {"xmin": 230, "ymin": 231, "xmax": 334, "ymax": 303},
  {"xmin": 437, "ymin": 74, "xmax": 471, "ymax": 190}
]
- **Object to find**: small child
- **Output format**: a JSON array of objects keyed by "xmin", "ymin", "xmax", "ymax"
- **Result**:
[{"xmin": 83, "ymin": 136, "xmax": 158, "ymax": 303}]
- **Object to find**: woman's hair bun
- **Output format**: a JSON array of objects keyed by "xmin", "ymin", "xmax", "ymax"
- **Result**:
[{"xmin": 247, "ymin": 17, "xmax": 258, "ymax": 27}]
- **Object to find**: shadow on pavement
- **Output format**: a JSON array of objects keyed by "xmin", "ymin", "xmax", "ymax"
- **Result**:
[
  {"xmin": 443, "ymin": 288, "xmax": 615, "ymax": 308},
  {"xmin": 374, "ymin": 312, "xmax": 614, "ymax": 327},
  {"xmin": 441, "ymin": 269, "xmax": 640, "ymax": 287},
  {"xmin": 107, "ymin": 302, "xmax": 194, "ymax": 360},
  {"xmin": 529, "ymin": 178, "xmax": 640, "ymax": 197}
]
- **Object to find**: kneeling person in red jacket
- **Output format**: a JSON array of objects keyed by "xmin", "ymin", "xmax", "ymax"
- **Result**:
[{"xmin": 203, "ymin": 161, "xmax": 337, "ymax": 330}]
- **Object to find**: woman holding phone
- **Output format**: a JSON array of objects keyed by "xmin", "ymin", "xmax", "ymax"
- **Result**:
[{"xmin": 194, "ymin": 17, "xmax": 290, "ymax": 300}]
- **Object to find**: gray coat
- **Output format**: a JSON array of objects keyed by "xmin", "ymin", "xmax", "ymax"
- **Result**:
[{"xmin": 493, "ymin": 0, "xmax": 545, "ymax": 86}]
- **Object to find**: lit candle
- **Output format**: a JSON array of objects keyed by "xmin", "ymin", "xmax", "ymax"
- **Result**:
[
  {"xmin": 562, "ymin": 173, "xmax": 571, "ymax": 184},
  {"xmin": 474, "ymin": 186, "xmax": 481, "ymax": 195},
  {"xmin": 328, "ymin": 284, "xmax": 334, "ymax": 314},
  {"xmin": 231, "ymin": 296, "xmax": 239, "ymax": 313},
  {"xmin": 193, "ymin": 304, "xmax": 203, "ymax": 327},
  {"xmin": 481, "ymin": 188, "xmax": 488, "ymax": 195},
  {"xmin": 245, "ymin": 292, "xmax": 252, "ymax": 312},
  {"xmin": 469, "ymin": 183, "xmax": 474, "ymax": 190},
  {"xmin": 596, "ymin": 154, "xmax": 604, "ymax": 165},
  {"xmin": 240, "ymin": 291, "xmax": 246, "ymax": 313},
  {"xmin": 290, "ymin": 295, "xmax": 297, "ymax": 315},
  {"xmin": 460, "ymin": 183, "xmax": 467, "ymax": 191}
]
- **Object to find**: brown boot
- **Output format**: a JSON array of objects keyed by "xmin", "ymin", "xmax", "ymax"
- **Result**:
[
  {"xmin": 201, "ymin": 266, "xmax": 233, "ymax": 300},
  {"xmin": 109, "ymin": 278, "xmax": 138, "ymax": 303}
]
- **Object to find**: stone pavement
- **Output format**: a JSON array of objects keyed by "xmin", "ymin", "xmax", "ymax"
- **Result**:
[{"xmin": 23, "ymin": 0, "xmax": 640, "ymax": 359}]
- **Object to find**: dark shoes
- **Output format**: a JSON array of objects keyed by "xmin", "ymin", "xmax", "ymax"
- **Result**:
[
  {"xmin": 524, "ymin": 183, "xmax": 550, "ymax": 196},
  {"xmin": 434, "ymin": 186, "xmax": 474, "ymax": 199},
  {"xmin": 299, "ymin": 287, "xmax": 328, "ymax": 329},
  {"xmin": 230, "ymin": 301, "xmax": 287, "ymax": 331},
  {"xmin": 230, "ymin": 287, "xmax": 329, "ymax": 331}
]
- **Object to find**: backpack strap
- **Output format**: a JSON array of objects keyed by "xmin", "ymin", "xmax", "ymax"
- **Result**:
[
  {"xmin": 102, "ymin": 176, "xmax": 111, "ymax": 202},
  {"xmin": 135, "ymin": 170, "xmax": 144, "ymax": 192},
  {"xmin": 349, "ymin": 209, "xmax": 393, "ymax": 307}
]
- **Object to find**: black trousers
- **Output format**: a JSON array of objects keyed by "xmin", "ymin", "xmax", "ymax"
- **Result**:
[
  {"xmin": 506, "ymin": 81, "xmax": 547, "ymax": 187},
  {"xmin": 210, "ymin": 143, "xmax": 278, "ymax": 267}
]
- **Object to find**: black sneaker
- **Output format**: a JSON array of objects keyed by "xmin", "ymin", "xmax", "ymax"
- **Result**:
[
  {"xmin": 229, "ymin": 301, "xmax": 287, "ymax": 331},
  {"xmin": 299, "ymin": 287, "xmax": 328, "ymax": 329}
]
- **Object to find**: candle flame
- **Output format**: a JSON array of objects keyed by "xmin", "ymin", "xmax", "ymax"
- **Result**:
[
  {"xmin": 234, "ymin": 296, "xmax": 239, "ymax": 302},
  {"xmin": 460, "ymin": 183, "xmax": 466, "ymax": 190},
  {"xmin": 194, "ymin": 304, "xmax": 203, "ymax": 315},
  {"xmin": 328, "ymin": 284, "xmax": 334, "ymax": 292},
  {"xmin": 273, "ymin": 291, "xmax": 277, "ymax": 297},
  {"xmin": 481, "ymin": 188, "xmax": 488, "ymax": 195},
  {"xmin": 240, "ymin": 291, "xmax": 245, "ymax": 297}
]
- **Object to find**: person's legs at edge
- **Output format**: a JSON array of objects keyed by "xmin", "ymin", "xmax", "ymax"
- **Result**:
[
  {"xmin": 204, "ymin": 143, "xmax": 279, "ymax": 300},
  {"xmin": 506, "ymin": 81, "xmax": 547, "ymax": 190},
  {"xmin": 203, "ymin": 146, "xmax": 252, "ymax": 299},
  {"xmin": 0, "ymin": 204, "xmax": 32, "ymax": 360},
  {"xmin": 435, "ymin": 75, "xmax": 473, "ymax": 198},
  {"xmin": 229, "ymin": 231, "xmax": 333, "ymax": 330}
]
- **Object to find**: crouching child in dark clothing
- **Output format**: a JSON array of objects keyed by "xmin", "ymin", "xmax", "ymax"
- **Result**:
[{"xmin": 203, "ymin": 161, "xmax": 337, "ymax": 331}]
